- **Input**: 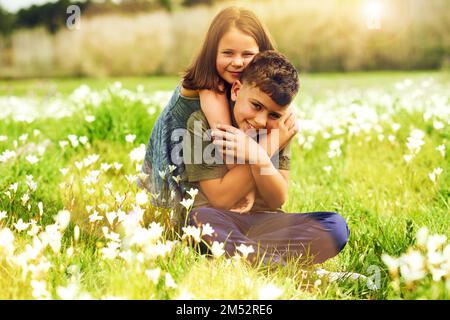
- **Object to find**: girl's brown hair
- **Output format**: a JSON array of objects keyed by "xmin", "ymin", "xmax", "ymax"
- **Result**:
[{"xmin": 182, "ymin": 7, "xmax": 275, "ymax": 93}]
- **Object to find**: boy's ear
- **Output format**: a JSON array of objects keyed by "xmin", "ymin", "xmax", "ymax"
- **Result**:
[{"xmin": 231, "ymin": 80, "xmax": 242, "ymax": 102}]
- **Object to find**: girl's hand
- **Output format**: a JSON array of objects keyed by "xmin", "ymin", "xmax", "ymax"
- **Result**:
[
  {"xmin": 229, "ymin": 190, "xmax": 255, "ymax": 214},
  {"xmin": 212, "ymin": 124, "xmax": 269, "ymax": 165}
]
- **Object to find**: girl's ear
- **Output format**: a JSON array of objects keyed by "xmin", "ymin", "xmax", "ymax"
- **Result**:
[{"xmin": 231, "ymin": 80, "xmax": 242, "ymax": 102}]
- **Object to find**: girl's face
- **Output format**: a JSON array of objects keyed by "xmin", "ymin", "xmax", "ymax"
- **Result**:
[{"xmin": 216, "ymin": 27, "xmax": 259, "ymax": 85}]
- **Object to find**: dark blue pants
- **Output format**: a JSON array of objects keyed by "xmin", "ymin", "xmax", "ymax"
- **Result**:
[{"xmin": 188, "ymin": 208, "xmax": 349, "ymax": 265}]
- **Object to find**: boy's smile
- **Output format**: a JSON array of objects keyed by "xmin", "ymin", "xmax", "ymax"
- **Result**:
[{"xmin": 230, "ymin": 80, "xmax": 288, "ymax": 133}]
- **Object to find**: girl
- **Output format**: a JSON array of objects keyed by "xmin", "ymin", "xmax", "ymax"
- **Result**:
[{"xmin": 141, "ymin": 7, "xmax": 275, "ymax": 225}]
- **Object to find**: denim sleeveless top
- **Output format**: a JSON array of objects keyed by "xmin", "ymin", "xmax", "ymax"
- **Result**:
[{"xmin": 139, "ymin": 84, "xmax": 201, "ymax": 224}]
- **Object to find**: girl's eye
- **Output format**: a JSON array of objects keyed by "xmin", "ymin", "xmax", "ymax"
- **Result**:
[
  {"xmin": 222, "ymin": 51, "xmax": 233, "ymax": 55},
  {"xmin": 243, "ymin": 53, "xmax": 255, "ymax": 57}
]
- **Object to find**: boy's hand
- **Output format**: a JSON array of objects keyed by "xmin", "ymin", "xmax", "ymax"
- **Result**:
[
  {"xmin": 229, "ymin": 190, "xmax": 255, "ymax": 214},
  {"xmin": 212, "ymin": 124, "xmax": 269, "ymax": 165},
  {"xmin": 259, "ymin": 107, "xmax": 298, "ymax": 156}
]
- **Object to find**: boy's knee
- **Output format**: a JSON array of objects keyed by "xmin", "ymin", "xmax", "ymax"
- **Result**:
[
  {"xmin": 188, "ymin": 207, "xmax": 213, "ymax": 226},
  {"xmin": 311, "ymin": 211, "xmax": 349, "ymax": 252},
  {"xmin": 326, "ymin": 212, "xmax": 349, "ymax": 252}
]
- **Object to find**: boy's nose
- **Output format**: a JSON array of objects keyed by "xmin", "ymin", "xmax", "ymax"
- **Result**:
[{"xmin": 254, "ymin": 113, "xmax": 267, "ymax": 128}]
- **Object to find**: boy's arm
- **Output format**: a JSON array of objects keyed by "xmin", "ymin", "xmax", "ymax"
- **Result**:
[
  {"xmin": 250, "ymin": 158, "xmax": 290, "ymax": 210},
  {"xmin": 199, "ymin": 165, "xmax": 256, "ymax": 210},
  {"xmin": 184, "ymin": 112, "xmax": 254, "ymax": 210}
]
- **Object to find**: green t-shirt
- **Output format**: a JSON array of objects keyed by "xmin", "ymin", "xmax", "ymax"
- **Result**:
[{"xmin": 183, "ymin": 110, "xmax": 291, "ymax": 212}]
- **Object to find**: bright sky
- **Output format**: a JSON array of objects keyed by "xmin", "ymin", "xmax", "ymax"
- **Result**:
[{"xmin": 0, "ymin": 0, "xmax": 59, "ymax": 12}]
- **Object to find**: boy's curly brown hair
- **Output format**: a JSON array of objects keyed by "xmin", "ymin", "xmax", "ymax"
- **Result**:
[{"xmin": 241, "ymin": 50, "xmax": 299, "ymax": 107}]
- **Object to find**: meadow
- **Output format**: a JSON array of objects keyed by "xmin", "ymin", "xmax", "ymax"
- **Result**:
[{"xmin": 0, "ymin": 71, "xmax": 449, "ymax": 299}]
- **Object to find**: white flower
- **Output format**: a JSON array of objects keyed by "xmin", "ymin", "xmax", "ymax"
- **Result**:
[
  {"xmin": 416, "ymin": 227, "xmax": 429, "ymax": 248},
  {"xmin": 258, "ymin": 283, "xmax": 283, "ymax": 300},
  {"xmin": 83, "ymin": 154, "xmax": 99, "ymax": 167},
  {"xmin": 381, "ymin": 254, "xmax": 399, "ymax": 276},
  {"xmin": 57, "ymin": 282, "xmax": 82, "ymax": 300},
  {"xmin": 79, "ymin": 136, "xmax": 88, "ymax": 145},
  {"xmin": 391, "ymin": 123, "xmax": 401, "ymax": 132},
  {"xmin": 175, "ymin": 288, "xmax": 194, "ymax": 300},
  {"xmin": 113, "ymin": 162, "xmax": 123, "ymax": 171},
  {"xmin": 201, "ymin": 223, "xmax": 215, "ymax": 237},
  {"xmin": 102, "ymin": 241, "xmax": 120, "ymax": 260},
  {"xmin": 0, "ymin": 149, "xmax": 16, "ymax": 163},
  {"xmin": 436, "ymin": 145, "xmax": 445, "ymax": 157},
  {"xmin": 85, "ymin": 115, "xmax": 95, "ymax": 123},
  {"xmin": 100, "ymin": 163, "xmax": 111, "ymax": 172},
  {"xmin": 27, "ymin": 220, "xmax": 41, "ymax": 237},
  {"xmin": 125, "ymin": 134, "xmax": 136, "ymax": 143},
  {"xmin": 399, "ymin": 250, "xmax": 426, "ymax": 284},
  {"xmin": 180, "ymin": 198, "xmax": 194, "ymax": 210},
  {"xmin": 236, "ymin": 244, "xmax": 254, "ymax": 259},
  {"xmin": 427, "ymin": 234, "xmax": 447, "ymax": 253},
  {"xmin": 210, "ymin": 241, "xmax": 225, "ymax": 258},
  {"xmin": 26, "ymin": 175, "xmax": 37, "ymax": 192},
  {"xmin": 182, "ymin": 225, "xmax": 201, "ymax": 243},
  {"xmin": 135, "ymin": 191, "xmax": 149, "ymax": 206},
  {"xmin": 145, "ymin": 268, "xmax": 161, "ymax": 284},
  {"xmin": 26, "ymin": 155, "xmax": 39, "ymax": 164},
  {"xmin": 14, "ymin": 218, "xmax": 30, "ymax": 232},
  {"xmin": 433, "ymin": 120, "xmax": 444, "ymax": 130},
  {"xmin": 105, "ymin": 212, "xmax": 117, "ymax": 226},
  {"xmin": 74, "ymin": 161, "xmax": 84, "ymax": 170},
  {"xmin": 186, "ymin": 188, "xmax": 199, "ymax": 199},
  {"xmin": 148, "ymin": 222, "xmax": 164, "ymax": 241},
  {"xmin": 74, "ymin": 225, "xmax": 80, "ymax": 242},
  {"xmin": 129, "ymin": 144, "xmax": 146, "ymax": 162},
  {"xmin": 89, "ymin": 210, "xmax": 103, "ymax": 223},
  {"xmin": 323, "ymin": 165, "xmax": 332, "ymax": 173},
  {"xmin": 0, "ymin": 211, "xmax": 7, "ymax": 221},
  {"xmin": 68, "ymin": 135, "xmax": 79, "ymax": 148},
  {"xmin": 158, "ymin": 170, "xmax": 166, "ymax": 180},
  {"xmin": 19, "ymin": 134, "xmax": 28, "ymax": 142},
  {"xmin": 54, "ymin": 210, "xmax": 71, "ymax": 230},
  {"xmin": 59, "ymin": 141, "xmax": 69, "ymax": 149},
  {"xmin": 60, "ymin": 168, "xmax": 69, "ymax": 176},
  {"xmin": 0, "ymin": 227, "xmax": 15, "ymax": 255},
  {"xmin": 21, "ymin": 193, "xmax": 30, "ymax": 206},
  {"xmin": 165, "ymin": 273, "xmax": 177, "ymax": 289},
  {"xmin": 172, "ymin": 175, "xmax": 182, "ymax": 185},
  {"xmin": 428, "ymin": 172, "xmax": 436, "ymax": 183},
  {"xmin": 0, "ymin": 135, "xmax": 7, "ymax": 142},
  {"xmin": 9, "ymin": 183, "xmax": 18, "ymax": 192},
  {"xmin": 38, "ymin": 202, "xmax": 44, "ymax": 216},
  {"xmin": 31, "ymin": 280, "xmax": 51, "ymax": 300}
]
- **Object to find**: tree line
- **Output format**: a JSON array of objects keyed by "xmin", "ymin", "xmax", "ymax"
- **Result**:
[{"xmin": 0, "ymin": 0, "xmax": 215, "ymax": 36}]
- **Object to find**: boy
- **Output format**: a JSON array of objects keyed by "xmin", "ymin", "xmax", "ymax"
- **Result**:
[{"xmin": 182, "ymin": 51, "xmax": 349, "ymax": 265}]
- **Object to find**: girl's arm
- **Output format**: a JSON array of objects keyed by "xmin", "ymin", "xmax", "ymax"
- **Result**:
[{"xmin": 199, "ymin": 89, "xmax": 232, "ymax": 129}]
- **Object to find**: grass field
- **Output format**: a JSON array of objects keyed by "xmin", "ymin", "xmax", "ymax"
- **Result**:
[{"xmin": 0, "ymin": 71, "xmax": 449, "ymax": 299}]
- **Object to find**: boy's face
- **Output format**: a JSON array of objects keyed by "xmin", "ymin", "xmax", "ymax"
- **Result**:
[{"xmin": 230, "ymin": 80, "xmax": 289, "ymax": 133}]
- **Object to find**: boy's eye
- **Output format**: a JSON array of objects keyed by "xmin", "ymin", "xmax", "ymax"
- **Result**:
[
  {"xmin": 222, "ymin": 51, "xmax": 233, "ymax": 55},
  {"xmin": 269, "ymin": 113, "xmax": 281, "ymax": 120},
  {"xmin": 252, "ymin": 103, "xmax": 261, "ymax": 110},
  {"xmin": 243, "ymin": 53, "xmax": 255, "ymax": 57}
]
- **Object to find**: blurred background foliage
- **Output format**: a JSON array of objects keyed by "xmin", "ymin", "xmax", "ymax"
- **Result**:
[{"xmin": 0, "ymin": 0, "xmax": 449, "ymax": 78}]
